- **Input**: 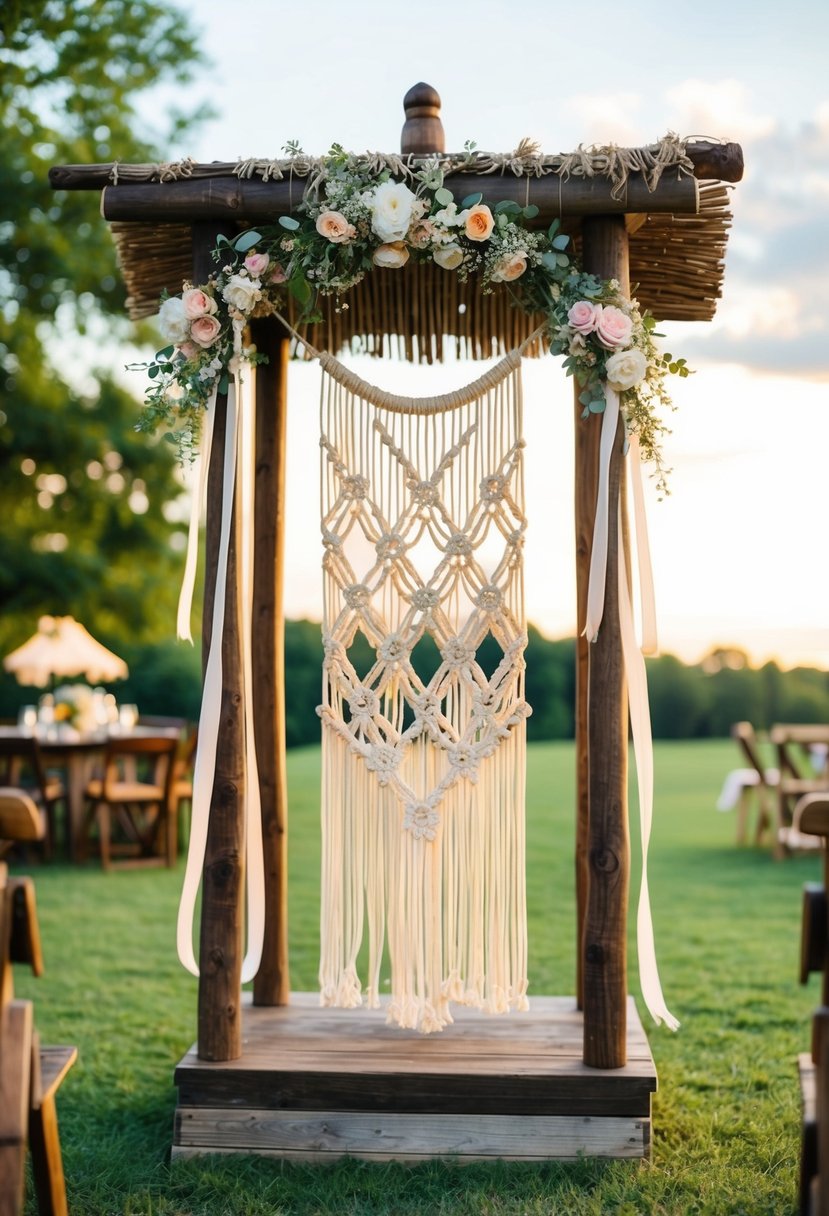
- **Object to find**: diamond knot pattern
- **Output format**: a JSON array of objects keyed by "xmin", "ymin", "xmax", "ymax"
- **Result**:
[{"xmin": 319, "ymin": 380, "xmax": 531, "ymax": 835}]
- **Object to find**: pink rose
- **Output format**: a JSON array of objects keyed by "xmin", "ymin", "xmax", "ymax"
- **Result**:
[
  {"xmin": 595, "ymin": 305, "xmax": 633, "ymax": 349},
  {"xmin": 244, "ymin": 252, "xmax": 270, "ymax": 277},
  {"xmin": 189, "ymin": 314, "xmax": 222, "ymax": 348},
  {"xmin": 567, "ymin": 300, "xmax": 601, "ymax": 335},
  {"xmin": 181, "ymin": 288, "xmax": 217, "ymax": 320},
  {"xmin": 268, "ymin": 262, "xmax": 288, "ymax": 284},
  {"xmin": 490, "ymin": 252, "xmax": 527, "ymax": 283},
  {"xmin": 315, "ymin": 210, "xmax": 356, "ymax": 244},
  {"xmin": 463, "ymin": 204, "xmax": 495, "ymax": 242}
]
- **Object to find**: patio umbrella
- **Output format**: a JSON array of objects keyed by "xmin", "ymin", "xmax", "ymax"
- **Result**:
[{"xmin": 3, "ymin": 615, "xmax": 129, "ymax": 687}]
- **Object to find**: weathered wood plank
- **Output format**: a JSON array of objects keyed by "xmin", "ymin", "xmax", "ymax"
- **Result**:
[
  {"xmin": 174, "ymin": 1107, "xmax": 648, "ymax": 1161},
  {"xmin": 174, "ymin": 994, "xmax": 656, "ymax": 1119}
]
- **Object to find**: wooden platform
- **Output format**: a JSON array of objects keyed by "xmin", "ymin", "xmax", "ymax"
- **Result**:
[{"xmin": 173, "ymin": 993, "xmax": 657, "ymax": 1162}]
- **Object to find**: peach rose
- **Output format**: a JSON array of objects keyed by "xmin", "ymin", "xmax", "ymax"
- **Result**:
[
  {"xmin": 463, "ymin": 204, "xmax": 495, "ymax": 242},
  {"xmin": 189, "ymin": 314, "xmax": 222, "ymax": 348},
  {"xmin": 372, "ymin": 242, "xmax": 409, "ymax": 269},
  {"xmin": 490, "ymin": 251, "xmax": 527, "ymax": 282},
  {"xmin": 244, "ymin": 251, "xmax": 270, "ymax": 277},
  {"xmin": 315, "ymin": 210, "xmax": 356, "ymax": 243},
  {"xmin": 181, "ymin": 288, "xmax": 217, "ymax": 319},
  {"xmin": 433, "ymin": 244, "xmax": 463, "ymax": 270},
  {"xmin": 567, "ymin": 300, "xmax": 601, "ymax": 335},
  {"xmin": 595, "ymin": 305, "xmax": 633, "ymax": 349}
]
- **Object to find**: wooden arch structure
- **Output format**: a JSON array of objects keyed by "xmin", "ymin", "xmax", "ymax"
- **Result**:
[{"xmin": 52, "ymin": 85, "xmax": 743, "ymax": 1162}]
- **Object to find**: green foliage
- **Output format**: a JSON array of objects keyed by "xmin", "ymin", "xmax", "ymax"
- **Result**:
[
  {"xmin": 0, "ymin": 0, "xmax": 211, "ymax": 659},
  {"xmin": 12, "ymin": 739, "xmax": 814, "ymax": 1214}
]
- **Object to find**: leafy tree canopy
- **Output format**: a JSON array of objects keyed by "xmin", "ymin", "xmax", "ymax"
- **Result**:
[{"xmin": 0, "ymin": 0, "xmax": 211, "ymax": 656}]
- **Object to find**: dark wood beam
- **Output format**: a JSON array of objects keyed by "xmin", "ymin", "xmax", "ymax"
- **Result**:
[{"xmin": 94, "ymin": 172, "xmax": 699, "ymax": 224}]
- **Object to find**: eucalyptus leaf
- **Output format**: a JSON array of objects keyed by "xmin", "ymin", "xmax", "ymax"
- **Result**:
[
  {"xmin": 278, "ymin": 215, "xmax": 300, "ymax": 231},
  {"xmin": 551, "ymin": 234, "xmax": 569, "ymax": 251},
  {"xmin": 541, "ymin": 252, "xmax": 559, "ymax": 272},
  {"xmin": 234, "ymin": 230, "xmax": 263, "ymax": 252},
  {"xmin": 588, "ymin": 399, "xmax": 606, "ymax": 414},
  {"xmin": 460, "ymin": 192, "xmax": 483, "ymax": 208},
  {"xmin": 156, "ymin": 346, "xmax": 175, "ymax": 359},
  {"xmin": 556, "ymin": 253, "xmax": 570, "ymax": 267},
  {"xmin": 434, "ymin": 187, "xmax": 453, "ymax": 206},
  {"xmin": 522, "ymin": 204, "xmax": 539, "ymax": 220}
]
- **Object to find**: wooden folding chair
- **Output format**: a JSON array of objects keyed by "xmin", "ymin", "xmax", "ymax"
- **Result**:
[
  {"xmin": 82, "ymin": 733, "xmax": 178, "ymax": 869},
  {"xmin": 0, "ymin": 863, "xmax": 77, "ymax": 1216},
  {"xmin": 725, "ymin": 722, "xmax": 778, "ymax": 847},
  {"xmin": 0, "ymin": 738, "xmax": 64, "ymax": 859}
]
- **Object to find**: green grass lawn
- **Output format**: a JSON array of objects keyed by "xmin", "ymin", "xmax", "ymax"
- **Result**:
[{"xmin": 11, "ymin": 739, "xmax": 820, "ymax": 1215}]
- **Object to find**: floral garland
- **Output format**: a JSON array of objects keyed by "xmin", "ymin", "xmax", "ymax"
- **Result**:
[{"xmin": 135, "ymin": 144, "xmax": 689, "ymax": 490}]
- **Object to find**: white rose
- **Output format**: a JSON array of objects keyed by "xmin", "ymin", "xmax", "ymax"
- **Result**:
[
  {"xmin": 605, "ymin": 347, "xmax": 649, "ymax": 392},
  {"xmin": 157, "ymin": 295, "xmax": 190, "ymax": 344},
  {"xmin": 433, "ymin": 244, "xmax": 463, "ymax": 270},
  {"xmin": 370, "ymin": 180, "xmax": 416, "ymax": 243},
  {"xmin": 372, "ymin": 241, "xmax": 409, "ymax": 269},
  {"xmin": 221, "ymin": 273, "xmax": 262, "ymax": 313}
]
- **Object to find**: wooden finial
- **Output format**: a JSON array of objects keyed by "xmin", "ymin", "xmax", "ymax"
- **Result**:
[{"xmin": 401, "ymin": 83, "xmax": 445, "ymax": 155}]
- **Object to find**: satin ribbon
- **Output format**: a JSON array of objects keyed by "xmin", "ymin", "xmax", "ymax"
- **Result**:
[
  {"xmin": 584, "ymin": 385, "xmax": 677, "ymax": 1029},
  {"xmin": 176, "ymin": 334, "xmax": 266, "ymax": 984},
  {"xmin": 177, "ymin": 386, "xmax": 217, "ymax": 644}
]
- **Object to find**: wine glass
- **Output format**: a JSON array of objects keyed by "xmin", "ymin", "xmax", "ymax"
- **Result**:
[{"xmin": 17, "ymin": 705, "xmax": 37, "ymax": 735}]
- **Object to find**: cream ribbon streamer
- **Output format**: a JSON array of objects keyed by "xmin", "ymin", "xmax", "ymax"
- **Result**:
[
  {"xmin": 584, "ymin": 384, "xmax": 677, "ymax": 1029},
  {"xmin": 176, "ymin": 335, "xmax": 265, "ymax": 984},
  {"xmin": 583, "ymin": 387, "xmax": 620, "ymax": 644},
  {"xmin": 177, "ymin": 386, "xmax": 217, "ymax": 644},
  {"xmin": 618, "ymin": 508, "xmax": 679, "ymax": 1029}
]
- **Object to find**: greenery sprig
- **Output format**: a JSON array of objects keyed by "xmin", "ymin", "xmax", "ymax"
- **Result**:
[{"xmin": 133, "ymin": 144, "xmax": 690, "ymax": 491}]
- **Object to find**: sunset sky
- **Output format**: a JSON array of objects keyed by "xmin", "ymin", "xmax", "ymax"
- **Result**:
[{"xmin": 141, "ymin": 0, "xmax": 829, "ymax": 670}]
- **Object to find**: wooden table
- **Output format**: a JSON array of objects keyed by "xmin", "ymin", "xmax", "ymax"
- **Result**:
[
  {"xmin": 0, "ymin": 726, "xmax": 180, "ymax": 861},
  {"xmin": 769, "ymin": 724, "xmax": 829, "ymax": 857}
]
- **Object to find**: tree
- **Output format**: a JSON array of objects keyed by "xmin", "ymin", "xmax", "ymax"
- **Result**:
[{"xmin": 0, "ymin": 1, "xmax": 211, "ymax": 665}]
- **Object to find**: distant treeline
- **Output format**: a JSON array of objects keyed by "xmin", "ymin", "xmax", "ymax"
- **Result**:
[{"xmin": 2, "ymin": 621, "xmax": 826, "ymax": 744}]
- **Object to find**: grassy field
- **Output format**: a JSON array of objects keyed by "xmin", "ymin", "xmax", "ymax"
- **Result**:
[{"xmin": 11, "ymin": 739, "xmax": 821, "ymax": 1215}]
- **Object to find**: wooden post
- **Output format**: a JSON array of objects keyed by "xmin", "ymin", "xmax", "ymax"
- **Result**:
[
  {"xmin": 401, "ymin": 83, "xmax": 445, "ymax": 155},
  {"xmin": 580, "ymin": 215, "xmax": 631, "ymax": 1070},
  {"xmin": 251, "ymin": 318, "xmax": 291, "ymax": 1006},
  {"xmin": 193, "ymin": 222, "xmax": 246, "ymax": 1062}
]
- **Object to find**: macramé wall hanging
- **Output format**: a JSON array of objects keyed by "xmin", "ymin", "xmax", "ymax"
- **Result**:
[{"xmin": 317, "ymin": 352, "xmax": 530, "ymax": 1032}]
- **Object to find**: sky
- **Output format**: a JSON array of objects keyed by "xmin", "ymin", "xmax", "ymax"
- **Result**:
[{"xmin": 139, "ymin": 0, "xmax": 829, "ymax": 670}]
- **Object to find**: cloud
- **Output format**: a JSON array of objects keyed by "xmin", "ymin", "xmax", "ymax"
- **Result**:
[
  {"xmin": 665, "ymin": 78, "xmax": 776, "ymax": 143},
  {"xmin": 562, "ymin": 92, "xmax": 644, "ymax": 146},
  {"xmin": 679, "ymin": 331, "xmax": 829, "ymax": 379}
]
